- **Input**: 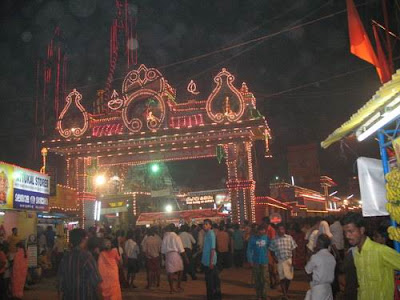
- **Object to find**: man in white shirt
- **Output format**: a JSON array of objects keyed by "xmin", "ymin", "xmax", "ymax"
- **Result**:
[
  {"xmin": 124, "ymin": 231, "xmax": 140, "ymax": 288},
  {"xmin": 161, "ymin": 224, "xmax": 188, "ymax": 293},
  {"xmin": 305, "ymin": 234, "xmax": 336, "ymax": 300},
  {"xmin": 329, "ymin": 217, "xmax": 344, "ymax": 258},
  {"xmin": 179, "ymin": 224, "xmax": 197, "ymax": 281}
]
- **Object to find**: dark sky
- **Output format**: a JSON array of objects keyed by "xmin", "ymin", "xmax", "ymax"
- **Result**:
[{"xmin": 0, "ymin": 0, "xmax": 399, "ymax": 195}]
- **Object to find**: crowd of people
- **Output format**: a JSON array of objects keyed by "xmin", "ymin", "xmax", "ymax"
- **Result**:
[{"xmin": 1, "ymin": 212, "xmax": 400, "ymax": 299}]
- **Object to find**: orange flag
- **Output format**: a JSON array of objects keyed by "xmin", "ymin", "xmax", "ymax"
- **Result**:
[
  {"xmin": 346, "ymin": 0, "xmax": 378, "ymax": 65},
  {"xmin": 373, "ymin": 24, "xmax": 391, "ymax": 83}
]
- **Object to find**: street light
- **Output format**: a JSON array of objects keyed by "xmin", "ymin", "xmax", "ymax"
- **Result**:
[
  {"xmin": 95, "ymin": 174, "xmax": 106, "ymax": 186},
  {"xmin": 165, "ymin": 204, "xmax": 173, "ymax": 213},
  {"xmin": 150, "ymin": 163, "xmax": 160, "ymax": 173}
]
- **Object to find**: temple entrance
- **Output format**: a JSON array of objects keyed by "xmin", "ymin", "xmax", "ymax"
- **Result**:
[{"xmin": 43, "ymin": 64, "xmax": 270, "ymax": 226}]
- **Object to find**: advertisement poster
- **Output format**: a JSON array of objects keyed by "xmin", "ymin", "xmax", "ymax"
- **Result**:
[{"xmin": 0, "ymin": 162, "xmax": 49, "ymax": 211}]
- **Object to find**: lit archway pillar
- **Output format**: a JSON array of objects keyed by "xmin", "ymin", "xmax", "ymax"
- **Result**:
[
  {"xmin": 67, "ymin": 157, "xmax": 95, "ymax": 228},
  {"xmin": 225, "ymin": 142, "xmax": 256, "ymax": 224}
]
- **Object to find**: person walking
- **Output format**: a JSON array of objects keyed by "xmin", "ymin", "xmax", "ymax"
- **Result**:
[
  {"xmin": 247, "ymin": 225, "xmax": 271, "ymax": 300},
  {"xmin": 305, "ymin": 234, "xmax": 336, "ymax": 300},
  {"xmin": 269, "ymin": 223, "xmax": 297, "ymax": 300},
  {"xmin": 231, "ymin": 224, "xmax": 244, "ymax": 268},
  {"xmin": 98, "ymin": 238, "xmax": 122, "ymax": 300},
  {"xmin": 142, "ymin": 227, "xmax": 162, "ymax": 289},
  {"xmin": 202, "ymin": 219, "xmax": 221, "ymax": 300},
  {"xmin": 179, "ymin": 224, "xmax": 197, "ymax": 281},
  {"xmin": 11, "ymin": 242, "xmax": 28, "ymax": 300},
  {"xmin": 57, "ymin": 228, "xmax": 102, "ymax": 300},
  {"xmin": 124, "ymin": 230, "xmax": 140, "ymax": 288},
  {"xmin": 216, "ymin": 224, "xmax": 231, "ymax": 271},
  {"xmin": 342, "ymin": 212, "xmax": 400, "ymax": 300},
  {"xmin": 161, "ymin": 223, "xmax": 188, "ymax": 293}
]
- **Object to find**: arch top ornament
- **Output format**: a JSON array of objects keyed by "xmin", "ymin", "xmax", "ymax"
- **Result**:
[
  {"xmin": 57, "ymin": 89, "xmax": 89, "ymax": 138},
  {"xmin": 122, "ymin": 64, "xmax": 165, "ymax": 94},
  {"xmin": 206, "ymin": 68, "xmax": 245, "ymax": 123}
]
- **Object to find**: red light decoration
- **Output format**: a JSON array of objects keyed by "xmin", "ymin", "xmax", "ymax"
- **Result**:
[
  {"xmin": 92, "ymin": 123, "xmax": 124, "ymax": 137},
  {"xmin": 206, "ymin": 68, "xmax": 245, "ymax": 123},
  {"xmin": 57, "ymin": 89, "xmax": 89, "ymax": 138}
]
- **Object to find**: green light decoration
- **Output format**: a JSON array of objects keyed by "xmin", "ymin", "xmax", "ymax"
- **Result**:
[
  {"xmin": 147, "ymin": 98, "xmax": 158, "ymax": 106},
  {"xmin": 216, "ymin": 145, "xmax": 226, "ymax": 164},
  {"xmin": 150, "ymin": 163, "xmax": 160, "ymax": 173},
  {"xmin": 249, "ymin": 108, "xmax": 263, "ymax": 119}
]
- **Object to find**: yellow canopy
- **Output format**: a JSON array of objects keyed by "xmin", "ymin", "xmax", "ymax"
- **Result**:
[{"xmin": 321, "ymin": 70, "xmax": 400, "ymax": 149}]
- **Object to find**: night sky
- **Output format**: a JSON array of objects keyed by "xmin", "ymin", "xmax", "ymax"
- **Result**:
[{"xmin": 1, "ymin": 0, "xmax": 399, "ymax": 196}]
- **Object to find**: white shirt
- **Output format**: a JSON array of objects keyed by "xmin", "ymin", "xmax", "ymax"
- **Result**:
[
  {"xmin": 179, "ymin": 232, "xmax": 196, "ymax": 250},
  {"xmin": 318, "ymin": 221, "xmax": 333, "ymax": 239},
  {"xmin": 307, "ymin": 229, "xmax": 319, "ymax": 252},
  {"xmin": 329, "ymin": 221, "xmax": 344, "ymax": 250},
  {"xmin": 124, "ymin": 239, "xmax": 140, "ymax": 259},
  {"xmin": 161, "ymin": 232, "xmax": 185, "ymax": 254},
  {"xmin": 305, "ymin": 248, "xmax": 336, "ymax": 287}
]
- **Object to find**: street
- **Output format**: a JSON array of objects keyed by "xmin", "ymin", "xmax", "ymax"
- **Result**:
[{"xmin": 24, "ymin": 267, "xmax": 309, "ymax": 300}]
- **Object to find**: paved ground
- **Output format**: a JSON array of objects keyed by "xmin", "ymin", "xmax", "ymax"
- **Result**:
[{"xmin": 24, "ymin": 267, "xmax": 309, "ymax": 300}]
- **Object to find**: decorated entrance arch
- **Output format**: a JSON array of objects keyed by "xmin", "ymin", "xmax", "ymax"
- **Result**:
[{"xmin": 43, "ymin": 64, "xmax": 271, "ymax": 225}]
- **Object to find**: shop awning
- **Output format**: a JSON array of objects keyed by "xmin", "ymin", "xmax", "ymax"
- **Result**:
[{"xmin": 321, "ymin": 70, "xmax": 400, "ymax": 149}]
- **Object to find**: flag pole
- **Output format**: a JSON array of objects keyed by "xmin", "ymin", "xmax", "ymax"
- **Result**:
[{"xmin": 381, "ymin": 0, "xmax": 394, "ymax": 72}]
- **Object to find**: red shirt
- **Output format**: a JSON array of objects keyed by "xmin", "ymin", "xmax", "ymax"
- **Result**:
[{"xmin": 265, "ymin": 225, "xmax": 276, "ymax": 240}]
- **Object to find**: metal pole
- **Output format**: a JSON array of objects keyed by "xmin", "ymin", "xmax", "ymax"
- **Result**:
[{"xmin": 378, "ymin": 130, "xmax": 400, "ymax": 252}]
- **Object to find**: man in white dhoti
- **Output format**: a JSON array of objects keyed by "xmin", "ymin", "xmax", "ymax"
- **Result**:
[
  {"xmin": 161, "ymin": 223, "xmax": 188, "ymax": 293},
  {"xmin": 305, "ymin": 234, "xmax": 336, "ymax": 300}
]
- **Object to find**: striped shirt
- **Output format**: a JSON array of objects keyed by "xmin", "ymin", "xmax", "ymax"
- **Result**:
[
  {"xmin": 354, "ymin": 237, "xmax": 400, "ymax": 300},
  {"xmin": 58, "ymin": 249, "xmax": 102, "ymax": 300},
  {"xmin": 269, "ymin": 234, "xmax": 297, "ymax": 261}
]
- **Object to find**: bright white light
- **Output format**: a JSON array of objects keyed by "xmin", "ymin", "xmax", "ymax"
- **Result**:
[
  {"xmin": 111, "ymin": 175, "xmax": 120, "ymax": 181},
  {"xmin": 0, "ymin": 212, "xmax": 5, "ymax": 216},
  {"xmin": 95, "ymin": 175, "xmax": 106, "ymax": 186},
  {"xmin": 291, "ymin": 176, "xmax": 295, "ymax": 185},
  {"xmin": 275, "ymin": 176, "xmax": 279, "ymax": 180},
  {"xmin": 343, "ymin": 199, "xmax": 349, "ymax": 205},
  {"xmin": 97, "ymin": 201, "xmax": 101, "ymax": 221},
  {"xmin": 146, "ymin": 224, "xmax": 150, "ymax": 228},
  {"xmin": 116, "ymin": 212, "xmax": 119, "ymax": 217},
  {"xmin": 165, "ymin": 205, "xmax": 173, "ymax": 213},
  {"xmin": 329, "ymin": 191, "xmax": 338, "ymax": 196},
  {"xmin": 357, "ymin": 104, "xmax": 400, "ymax": 141},
  {"xmin": 347, "ymin": 194, "xmax": 354, "ymax": 199}
]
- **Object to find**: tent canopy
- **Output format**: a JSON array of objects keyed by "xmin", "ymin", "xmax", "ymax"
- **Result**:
[{"xmin": 321, "ymin": 70, "xmax": 400, "ymax": 149}]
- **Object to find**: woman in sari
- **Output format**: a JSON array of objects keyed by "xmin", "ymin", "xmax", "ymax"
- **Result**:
[
  {"xmin": 11, "ymin": 242, "xmax": 28, "ymax": 299},
  {"xmin": 98, "ymin": 238, "xmax": 122, "ymax": 300}
]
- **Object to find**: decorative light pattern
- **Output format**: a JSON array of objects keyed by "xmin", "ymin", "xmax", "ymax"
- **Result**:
[
  {"xmin": 187, "ymin": 80, "xmax": 200, "ymax": 95},
  {"xmin": 206, "ymin": 68, "xmax": 245, "ymax": 123},
  {"xmin": 57, "ymin": 89, "xmax": 89, "ymax": 138}
]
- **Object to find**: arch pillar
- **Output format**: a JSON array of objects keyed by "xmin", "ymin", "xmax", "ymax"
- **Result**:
[{"xmin": 225, "ymin": 142, "xmax": 256, "ymax": 224}]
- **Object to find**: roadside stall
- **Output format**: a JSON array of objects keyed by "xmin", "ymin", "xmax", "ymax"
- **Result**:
[{"xmin": 321, "ymin": 70, "xmax": 400, "ymax": 297}]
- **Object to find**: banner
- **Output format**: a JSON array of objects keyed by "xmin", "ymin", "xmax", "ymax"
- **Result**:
[
  {"xmin": 357, "ymin": 157, "xmax": 388, "ymax": 217},
  {"xmin": 0, "ymin": 162, "xmax": 50, "ymax": 211}
]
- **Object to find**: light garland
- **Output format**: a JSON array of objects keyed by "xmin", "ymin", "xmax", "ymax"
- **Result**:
[{"xmin": 57, "ymin": 89, "xmax": 89, "ymax": 138}]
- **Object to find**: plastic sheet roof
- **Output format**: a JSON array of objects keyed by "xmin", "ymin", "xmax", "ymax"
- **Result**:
[{"xmin": 321, "ymin": 69, "xmax": 400, "ymax": 148}]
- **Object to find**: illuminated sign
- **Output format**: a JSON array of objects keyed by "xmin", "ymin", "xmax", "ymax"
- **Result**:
[
  {"xmin": 92, "ymin": 123, "xmax": 124, "ymax": 137},
  {"xmin": 0, "ymin": 162, "xmax": 49, "ymax": 211},
  {"xmin": 186, "ymin": 195, "xmax": 214, "ymax": 205}
]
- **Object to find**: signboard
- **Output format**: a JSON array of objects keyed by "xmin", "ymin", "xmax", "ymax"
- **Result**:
[
  {"xmin": 186, "ymin": 195, "xmax": 214, "ymax": 205},
  {"xmin": 0, "ymin": 162, "xmax": 50, "ymax": 211},
  {"xmin": 101, "ymin": 206, "xmax": 128, "ymax": 215},
  {"xmin": 270, "ymin": 212, "xmax": 282, "ymax": 224}
]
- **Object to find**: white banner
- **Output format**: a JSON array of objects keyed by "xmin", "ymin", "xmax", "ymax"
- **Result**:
[{"xmin": 357, "ymin": 157, "xmax": 388, "ymax": 217}]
